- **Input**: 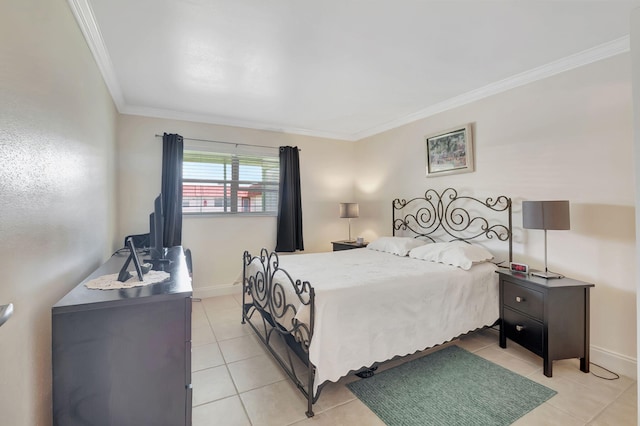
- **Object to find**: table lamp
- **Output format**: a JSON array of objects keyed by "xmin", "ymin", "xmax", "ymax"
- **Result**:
[
  {"xmin": 522, "ymin": 200, "xmax": 570, "ymax": 279},
  {"xmin": 339, "ymin": 202, "xmax": 359, "ymax": 242}
]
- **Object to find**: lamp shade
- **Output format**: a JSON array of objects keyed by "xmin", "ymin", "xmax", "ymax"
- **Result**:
[
  {"xmin": 522, "ymin": 200, "xmax": 570, "ymax": 230},
  {"xmin": 339, "ymin": 203, "xmax": 359, "ymax": 219}
]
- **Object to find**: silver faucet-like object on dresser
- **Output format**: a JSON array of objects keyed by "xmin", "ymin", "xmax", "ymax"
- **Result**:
[{"xmin": 0, "ymin": 303, "xmax": 13, "ymax": 328}]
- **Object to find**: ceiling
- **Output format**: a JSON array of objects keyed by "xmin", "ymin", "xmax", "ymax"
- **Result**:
[{"xmin": 70, "ymin": 0, "xmax": 640, "ymax": 141}]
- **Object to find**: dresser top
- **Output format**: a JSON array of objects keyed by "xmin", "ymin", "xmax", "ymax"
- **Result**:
[{"xmin": 53, "ymin": 246, "xmax": 192, "ymax": 314}]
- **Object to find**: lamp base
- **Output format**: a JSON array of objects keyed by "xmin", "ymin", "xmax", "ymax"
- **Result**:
[{"xmin": 531, "ymin": 270, "xmax": 564, "ymax": 279}]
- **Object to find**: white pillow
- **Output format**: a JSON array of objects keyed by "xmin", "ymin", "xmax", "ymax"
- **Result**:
[
  {"xmin": 366, "ymin": 237, "xmax": 427, "ymax": 256},
  {"xmin": 408, "ymin": 241, "xmax": 493, "ymax": 270}
]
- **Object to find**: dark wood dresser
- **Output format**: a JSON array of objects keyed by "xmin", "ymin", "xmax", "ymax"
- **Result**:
[
  {"xmin": 52, "ymin": 246, "xmax": 193, "ymax": 425},
  {"xmin": 497, "ymin": 269, "xmax": 594, "ymax": 377}
]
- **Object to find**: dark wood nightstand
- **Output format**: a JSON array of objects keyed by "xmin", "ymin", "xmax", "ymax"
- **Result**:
[
  {"xmin": 497, "ymin": 270, "xmax": 594, "ymax": 377},
  {"xmin": 331, "ymin": 240, "xmax": 368, "ymax": 251}
]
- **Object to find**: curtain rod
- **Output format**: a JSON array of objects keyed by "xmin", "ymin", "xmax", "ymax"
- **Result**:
[{"xmin": 154, "ymin": 134, "xmax": 301, "ymax": 151}]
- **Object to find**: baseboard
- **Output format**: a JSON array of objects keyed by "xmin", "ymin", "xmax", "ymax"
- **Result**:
[
  {"xmin": 590, "ymin": 344, "xmax": 637, "ymax": 380},
  {"xmin": 193, "ymin": 283, "xmax": 242, "ymax": 299}
]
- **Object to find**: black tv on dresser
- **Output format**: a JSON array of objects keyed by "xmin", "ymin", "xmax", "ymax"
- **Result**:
[{"xmin": 149, "ymin": 193, "xmax": 168, "ymax": 260}]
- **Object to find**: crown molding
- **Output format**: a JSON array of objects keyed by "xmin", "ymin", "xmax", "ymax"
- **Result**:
[
  {"xmin": 352, "ymin": 36, "xmax": 630, "ymax": 141},
  {"xmin": 121, "ymin": 105, "xmax": 355, "ymax": 141},
  {"xmin": 67, "ymin": 0, "xmax": 125, "ymax": 108}
]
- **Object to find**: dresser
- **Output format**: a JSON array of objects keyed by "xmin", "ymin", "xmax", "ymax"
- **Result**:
[
  {"xmin": 52, "ymin": 246, "xmax": 192, "ymax": 425},
  {"xmin": 498, "ymin": 270, "xmax": 594, "ymax": 377}
]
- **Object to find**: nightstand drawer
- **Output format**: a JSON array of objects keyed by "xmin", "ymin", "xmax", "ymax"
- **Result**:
[
  {"xmin": 503, "ymin": 280, "xmax": 544, "ymax": 319},
  {"xmin": 332, "ymin": 241, "xmax": 368, "ymax": 251},
  {"xmin": 333, "ymin": 243, "xmax": 355, "ymax": 251},
  {"xmin": 503, "ymin": 307, "xmax": 543, "ymax": 355}
]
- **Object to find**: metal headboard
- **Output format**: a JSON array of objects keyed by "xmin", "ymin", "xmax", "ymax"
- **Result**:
[{"xmin": 392, "ymin": 188, "xmax": 512, "ymax": 262}]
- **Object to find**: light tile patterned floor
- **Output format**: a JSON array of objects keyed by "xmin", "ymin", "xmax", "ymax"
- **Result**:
[{"xmin": 191, "ymin": 294, "xmax": 637, "ymax": 425}]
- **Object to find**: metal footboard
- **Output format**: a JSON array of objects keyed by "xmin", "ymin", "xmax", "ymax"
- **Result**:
[{"xmin": 242, "ymin": 249, "xmax": 319, "ymax": 417}]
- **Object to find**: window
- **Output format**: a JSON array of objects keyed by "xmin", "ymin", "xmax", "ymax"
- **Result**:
[{"xmin": 182, "ymin": 142, "xmax": 279, "ymax": 215}]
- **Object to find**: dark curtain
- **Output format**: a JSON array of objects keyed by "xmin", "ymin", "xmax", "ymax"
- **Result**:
[
  {"xmin": 275, "ymin": 146, "xmax": 304, "ymax": 252},
  {"xmin": 161, "ymin": 133, "xmax": 184, "ymax": 247}
]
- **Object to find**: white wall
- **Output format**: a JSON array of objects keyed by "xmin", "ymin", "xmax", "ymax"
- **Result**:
[
  {"xmin": 0, "ymin": 0, "xmax": 118, "ymax": 424},
  {"xmin": 354, "ymin": 54, "xmax": 637, "ymax": 378},
  {"xmin": 116, "ymin": 115, "xmax": 355, "ymax": 296}
]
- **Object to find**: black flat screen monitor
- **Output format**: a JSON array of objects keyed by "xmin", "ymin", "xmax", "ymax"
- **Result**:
[
  {"xmin": 149, "ymin": 194, "xmax": 167, "ymax": 260},
  {"xmin": 117, "ymin": 237, "xmax": 145, "ymax": 282}
]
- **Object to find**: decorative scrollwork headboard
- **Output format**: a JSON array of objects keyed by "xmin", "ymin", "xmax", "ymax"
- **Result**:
[
  {"xmin": 243, "ymin": 249, "xmax": 315, "ymax": 352},
  {"xmin": 392, "ymin": 188, "xmax": 512, "ymax": 262}
]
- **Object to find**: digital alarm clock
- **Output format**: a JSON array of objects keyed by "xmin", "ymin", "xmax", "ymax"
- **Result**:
[{"xmin": 509, "ymin": 262, "xmax": 529, "ymax": 274}]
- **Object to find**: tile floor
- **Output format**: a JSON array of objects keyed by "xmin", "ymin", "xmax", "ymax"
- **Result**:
[{"xmin": 191, "ymin": 294, "xmax": 637, "ymax": 425}]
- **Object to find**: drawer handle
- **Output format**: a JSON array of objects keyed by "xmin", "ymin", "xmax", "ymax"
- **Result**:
[
  {"xmin": 515, "ymin": 296, "xmax": 524, "ymax": 303},
  {"xmin": 515, "ymin": 325, "xmax": 525, "ymax": 332}
]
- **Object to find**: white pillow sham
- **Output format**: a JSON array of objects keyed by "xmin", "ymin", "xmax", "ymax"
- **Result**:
[
  {"xmin": 408, "ymin": 241, "xmax": 494, "ymax": 270},
  {"xmin": 366, "ymin": 236, "xmax": 427, "ymax": 256}
]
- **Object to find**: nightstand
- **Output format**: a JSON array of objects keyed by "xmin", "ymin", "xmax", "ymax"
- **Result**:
[
  {"xmin": 497, "ymin": 270, "xmax": 594, "ymax": 377},
  {"xmin": 332, "ymin": 240, "xmax": 368, "ymax": 251}
]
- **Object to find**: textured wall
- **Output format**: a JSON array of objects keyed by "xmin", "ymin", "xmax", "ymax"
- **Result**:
[
  {"xmin": 0, "ymin": 0, "xmax": 117, "ymax": 424},
  {"xmin": 354, "ymin": 54, "xmax": 636, "ymax": 377}
]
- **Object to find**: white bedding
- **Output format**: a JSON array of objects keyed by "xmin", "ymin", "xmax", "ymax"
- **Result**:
[{"xmin": 248, "ymin": 248, "xmax": 499, "ymax": 392}]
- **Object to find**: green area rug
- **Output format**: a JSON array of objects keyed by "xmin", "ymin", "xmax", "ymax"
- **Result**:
[{"xmin": 346, "ymin": 345, "xmax": 556, "ymax": 426}]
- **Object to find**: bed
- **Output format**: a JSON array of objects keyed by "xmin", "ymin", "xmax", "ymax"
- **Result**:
[{"xmin": 241, "ymin": 188, "xmax": 512, "ymax": 417}]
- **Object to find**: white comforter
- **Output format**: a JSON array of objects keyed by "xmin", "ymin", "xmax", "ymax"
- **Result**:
[{"xmin": 249, "ymin": 248, "xmax": 499, "ymax": 392}]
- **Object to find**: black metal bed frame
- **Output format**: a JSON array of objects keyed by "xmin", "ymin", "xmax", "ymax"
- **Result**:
[{"xmin": 241, "ymin": 188, "xmax": 512, "ymax": 417}]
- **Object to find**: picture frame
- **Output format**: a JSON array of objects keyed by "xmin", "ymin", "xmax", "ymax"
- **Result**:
[
  {"xmin": 425, "ymin": 124, "xmax": 474, "ymax": 177},
  {"xmin": 117, "ymin": 237, "xmax": 145, "ymax": 282}
]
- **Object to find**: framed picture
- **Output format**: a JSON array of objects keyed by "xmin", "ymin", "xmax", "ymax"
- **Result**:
[{"xmin": 425, "ymin": 124, "xmax": 474, "ymax": 177}]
